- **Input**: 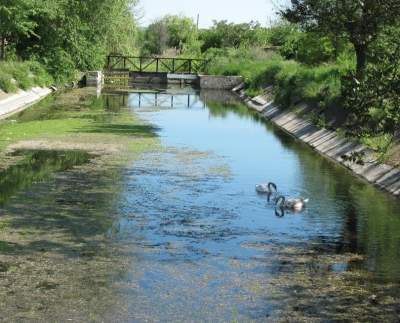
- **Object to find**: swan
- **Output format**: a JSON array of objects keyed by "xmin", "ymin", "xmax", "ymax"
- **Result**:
[
  {"xmin": 255, "ymin": 182, "xmax": 277, "ymax": 194},
  {"xmin": 275, "ymin": 195, "xmax": 309, "ymax": 212}
]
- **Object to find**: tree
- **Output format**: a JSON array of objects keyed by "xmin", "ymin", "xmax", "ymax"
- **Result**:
[
  {"xmin": 164, "ymin": 15, "xmax": 198, "ymax": 52},
  {"xmin": 11, "ymin": 0, "xmax": 138, "ymax": 81},
  {"xmin": 282, "ymin": 0, "xmax": 400, "ymax": 77},
  {"xmin": 142, "ymin": 18, "xmax": 169, "ymax": 55},
  {"xmin": 142, "ymin": 15, "xmax": 198, "ymax": 55},
  {"xmin": 342, "ymin": 26, "xmax": 400, "ymax": 140},
  {"xmin": 199, "ymin": 20, "xmax": 269, "ymax": 52},
  {"xmin": 0, "ymin": 0, "xmax": 36, "ymax": 60}
]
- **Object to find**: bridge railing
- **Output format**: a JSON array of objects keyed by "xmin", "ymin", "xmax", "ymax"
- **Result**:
[{"xmin": 106, "ymin": 55, "xmax": 209, "ymax": 74}]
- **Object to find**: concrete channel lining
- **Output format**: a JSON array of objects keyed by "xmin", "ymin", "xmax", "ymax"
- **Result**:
[
  {"xmin": 0, "ymin": 87, "xmax": 53, "ymax": 120},
  {"xmin": 234, "ymin": 87, "xmax": 400, "ymax": 198}
]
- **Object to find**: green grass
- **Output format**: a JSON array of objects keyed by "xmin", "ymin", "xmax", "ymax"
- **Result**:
[
  {"xmin": 0, "ymin": 61, "xmax": 53, "ymax": 93},
  {"xmin": 0, "ymin": 89, "xmax": 159, "ymax": 154},
  {"xmin": 0, "ymin": 119, "xmax": 88, "ymax": 151},
  {"xmin": 0, "ymin": 73, "xmax": 18, "ymax": 93},
  {"xmin": 209, "ymin": 48, "xmax": 400, "ymax": 163},
  {"xmin": 209, "ymin": 53, "xmax": 343, "ymax": 110}
]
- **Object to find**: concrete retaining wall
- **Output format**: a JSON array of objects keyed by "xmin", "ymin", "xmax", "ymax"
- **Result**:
[
  {"xmin": 131, "ymin": 72, "xmax": 168, "ymax": 84},
  {"xmin": 233, "ymin": 85, "xmax": 400, "ymax": 198},
  {"xmin": 86, "ymin": 71, "xmax": 104, "ymax": 86},
  {"xmin": 0, "ymin": 87, "xmax": 53, "ymax": 120},
  {"xmin": 200, "ymin": 75, "xmax": 243, "ymax": 90}
]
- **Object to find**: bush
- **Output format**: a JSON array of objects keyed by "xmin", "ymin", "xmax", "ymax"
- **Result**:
[
  {"xmin": 0, "ymin": 73, "xmax": 18, "ymax": 93},
  {"xmin": 0, "ymin": 61, "xmax": 33, "ymax": 90},
  {"xmin": 40, "ymin": 48, "xmax": 76, "ymax": 84},
  {"xmin": 267, "ymin": 23, "xmax": 298, "ymax": 47},
  {"xmin": 280, "ymin": 32, "xmax": 336, "ymax": 65},
  {"xmin": 24, "ymin": 61, "xmax": 54, "ymax": 87},
  {"xmin": 209, "ymin": 48, "xmax": 342, "ymax": 109}
]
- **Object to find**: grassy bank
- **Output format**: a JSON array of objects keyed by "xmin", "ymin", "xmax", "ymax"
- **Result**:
[
  {"xmin": 0, "ymin": 88, "xmax": 159, "ymax": 158},
  {"xmin": 0, "ymin": 61, "xmax": 53, "ymax": 94},
  {"xmin": 208, "ymin": 50, "xmax": 400, "ymax": 165},
  {"xmin": 209, "ymin": 52, "xmax": 349, "ymax": 110}
]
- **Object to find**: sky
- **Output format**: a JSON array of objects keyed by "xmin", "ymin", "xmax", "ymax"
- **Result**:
[{"xmin": 137, "ymin": 0, "xmax": 289, "ymax": 28}]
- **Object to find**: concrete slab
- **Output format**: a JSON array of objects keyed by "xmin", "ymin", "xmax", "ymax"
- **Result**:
[{"xmin": 0, "ymin": 87, "xmax": 52, "ymax": 119}]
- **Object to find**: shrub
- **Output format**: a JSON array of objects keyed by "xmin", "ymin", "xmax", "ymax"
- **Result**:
[
  {"xmin": 209, "ymin": 48, "xmax": 342, "ymax": 109},
  {"xmin": 0, "ymin": 73, "xmax": 18, "ymax": 93},
  {"xmin": 24, "ymin": 61, "xmax": 54, "ymax": 87},
  {"xmin": 41, "ymin": 48, "xmax": 76, "ymax": 84},
  {"xmin": 280, "ymin": 32, "xmax": 336, "ymax": 65},
  {"xmin": 0, "ymin": 62, "xmax": 32, "ymax": 90},
  {"xmin": 0, "ymin": 60, "xmax": 53, "ymax": 92}
]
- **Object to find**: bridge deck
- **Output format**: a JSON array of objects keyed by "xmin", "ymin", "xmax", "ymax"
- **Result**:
[{"xmin": 106, "ymin": 55, "xmax": 209, "ymax": 74}]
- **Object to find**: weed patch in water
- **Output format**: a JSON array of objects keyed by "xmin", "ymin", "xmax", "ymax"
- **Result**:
[
  {"xmin": 236, "ymin": 243, "xmax": 400, "ymax": 321},
  {"xmin": 0, "ymin": 149, "xmax": 92, "ymax": 206},
  {"xmin": 0, "ymin": 159, "xmax": 133, "ymax": 321},
  {"xmin": 0, "ymin": 88, "xmax": 160, "ymax": 157}
]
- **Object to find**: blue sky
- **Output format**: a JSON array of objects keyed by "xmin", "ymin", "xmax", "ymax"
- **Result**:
[{"xmin": 138, "ymin": 0, "xmax": 289, "ymax": 28}]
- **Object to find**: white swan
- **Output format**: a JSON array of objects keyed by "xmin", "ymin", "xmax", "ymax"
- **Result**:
[
  {"xmin": 275, "ymin": 195, "xmax": 309, "ymax": 212},
  {"xmin": 255, "ymin": 182, "xmax": 277, "ymax": 194}
]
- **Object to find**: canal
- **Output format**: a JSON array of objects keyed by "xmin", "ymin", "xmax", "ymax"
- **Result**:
[{"xmin": 0, "ymin": 87, "xmax": 399, "ymax": 321}]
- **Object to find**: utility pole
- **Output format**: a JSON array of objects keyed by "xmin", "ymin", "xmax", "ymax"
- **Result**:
[{"xmin": 196, "ymin": 14, "xmax": 200, "ymax": 30}]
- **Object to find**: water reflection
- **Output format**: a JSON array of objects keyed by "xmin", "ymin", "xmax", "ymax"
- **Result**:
[
  {"xmin": 119, "ymin": 88, "xmax": 400, "ymax": 284},
  {"xmin": 1, "ymin": 87, "xmax": 399, "ymax": 320},
  {"xmin": 207, "ymin": 93, "xmax": 400, "ymax": 282},
  {"xmin": 91, "ymin": 88, "xmax": 400, "ymax": 320},
  {"xmin": 0, "ymin": 150, "xmax": 92, "ymax": 206}
]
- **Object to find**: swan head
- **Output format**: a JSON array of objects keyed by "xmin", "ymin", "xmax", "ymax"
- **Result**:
[{"xmin": 268, "ymin": 182, "xmax": 277, "ymax": 192}]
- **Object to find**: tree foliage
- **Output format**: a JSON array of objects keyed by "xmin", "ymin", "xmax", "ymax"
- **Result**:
[
  {"xmin": 199, "ymin": 20, "xmax": 269, "ymax": 52},
  {"xmin": 280, "ymin": 30, "xmax": 336, "ymax": 64},
  {"xmin": 282, "ymin": 0, "xmax": 400, "ymax": 76},
  {"xmin": 1, "ymin": 0, "xmax": 138, "ymax": 82},
  {"xmin": 142, "ymin": 15, "xmax": 198, "ymax": 56},
  {"xmin": 343, "ymin": 26, "xmax": 400, "ymax": 138},
  {"xmin": 0, "ymin": 0, "xmax": 36, "ymax": 59}
]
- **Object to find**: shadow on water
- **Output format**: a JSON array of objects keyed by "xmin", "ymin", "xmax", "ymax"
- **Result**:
[
  {"xmin": 0, "ymin": 150, "xmax": 92, "ymax": 207},
  {"xmin": 0, "ymin": 150, "xmax": 119, "ymax": 257},
  {"xmin": 0, "ymin": 157, "xmax": 129, "ymax": 321},
  {"xmin": 79, "ymin": 123, "xmax": 159, "ymax": 137}
]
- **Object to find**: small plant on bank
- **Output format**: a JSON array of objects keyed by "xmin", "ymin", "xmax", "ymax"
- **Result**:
[{"xmin": 0, "ymin": 73, "xmax": 18, "ymax": 93}]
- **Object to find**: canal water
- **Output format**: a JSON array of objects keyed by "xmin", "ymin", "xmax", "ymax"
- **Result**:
[{"xmin": 1, "ymin": 87, "xmax": 400, "ymax": 321}]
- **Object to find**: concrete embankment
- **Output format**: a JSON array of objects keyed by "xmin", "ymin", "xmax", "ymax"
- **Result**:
[
  {"xmin": 233, "ymin": 84, "xmax": 400, "ymax": 198},
  {"xmin": 0, "ymin": 87, "xmax": 53, "ymax": 119}
]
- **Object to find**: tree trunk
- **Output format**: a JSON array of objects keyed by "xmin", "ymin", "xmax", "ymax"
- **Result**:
[
  {"xmin": 0, "ymin": 36, "xmax": 5, "ymax": 61},
  {"xmin": 354, "ymin": 44, "xmax": 367, "ymax": 79}
]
